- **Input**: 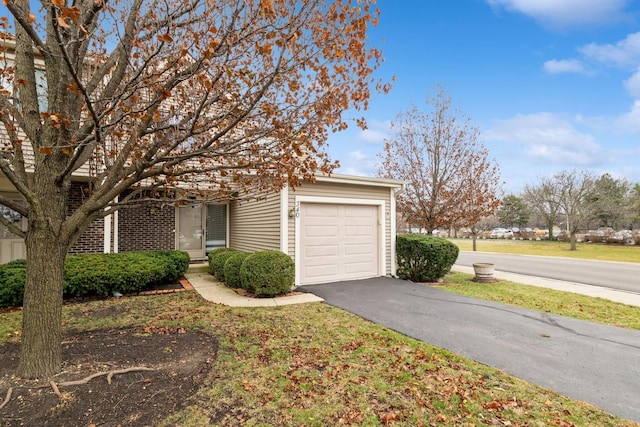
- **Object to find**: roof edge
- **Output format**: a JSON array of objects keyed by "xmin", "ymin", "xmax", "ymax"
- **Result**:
[{"xmin": 314, "ymin": 173, "xmax": 405, "ymax": 188}]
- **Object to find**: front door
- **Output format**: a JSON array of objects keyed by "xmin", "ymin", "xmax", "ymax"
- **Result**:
[
  {"xmin": 177, "ymin": 204, "xmax": 228, "ymax": 259},
  {"xmin": 177, "ymin": 205, "xmax": 205, "ymax": 259}
]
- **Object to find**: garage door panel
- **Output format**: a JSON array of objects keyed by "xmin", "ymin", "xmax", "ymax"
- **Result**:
[
  {"xmin": 344, "ymin": 205, "xmax": 375, "ymax": 216},
  {"xmin": 307, "ymin": 205, "xmax": 339, "ymax": 217},
  {"xmin": 304, "ymin": 225, "xmax": 339, "ymax": 238},
  {"xmin": 345, "ymin": 243, "xmax": 374, "ymax": 255},
  {"xmin": 305, "ymin": 244, "xmax": 339, "ymax": 257},
  {"xmin": 300, "ymin": 203, "xmax": 379, "ymax": 285},
  {"xmin": 305, "ymin": 264, "xmax": 339, "ymax": 278},
  {"xmin": 344, "ymin": 261, "xmax": 375, "ymax": 275},
  {"xmin": 345, "ymin": 225, "xmax": 376, "ymax": 237}
]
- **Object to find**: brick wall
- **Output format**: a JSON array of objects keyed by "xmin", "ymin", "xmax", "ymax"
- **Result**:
[
  {"xmin": 68, "ymin": 182, "xmax": 104, "ymax": 254},
  {"xmin": 67, "ymin": 183, "xmax": 176, "ymax": 254},
  {"xmin": 118, "ymin": 202, "xmax": 175, "ymax": 252}
]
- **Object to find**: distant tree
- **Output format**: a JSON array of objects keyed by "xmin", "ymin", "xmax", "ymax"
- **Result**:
[
  {"xmin": 378, "ymin": 85, "xmax": 502, "ymax": 247},
  {"xmin": 524, "ymin": 179, "xmax": 562, "ymax": 242},
  {"xmin": 585, "ymin": 174, "xmax": 631, "ymax": 229},
  {"xmin": 632, "ymin": 184, "xmax": 640, "ymax": 228},
  {"xmin": 1, "ymin": 0, "xmax": 387, "ymax": 378},
  {"xmin": 497, "ymin": 194, "xmax": 530, "ymax": 228},
  {"xmin": 552, "ymin": 170, "xmax": 596, "ymax": 250}
]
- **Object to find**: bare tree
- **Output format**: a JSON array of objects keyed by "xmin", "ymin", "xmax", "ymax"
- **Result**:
[
  {"xmin": 554, "ymin": 170, "xmax": 596, "ymax": 250},
  {"xmin": 378, "ymin": 85, "xmax": 502, "ymax": 250},
  {"xmin": 525, "ymin": 170, "xmax": 595, "ymax": 250},
  {"xmin": 0, "ymin": 0, "xmax": 388, "ymax": 378},
  {"xmin": 524, "ymin": 179, "xmax": 561, "ymax": 242}
]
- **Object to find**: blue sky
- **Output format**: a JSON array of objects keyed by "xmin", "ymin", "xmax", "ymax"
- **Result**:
[{"xmin": 328, "ymin": 0, "xmax": 640, "ymax": 194}]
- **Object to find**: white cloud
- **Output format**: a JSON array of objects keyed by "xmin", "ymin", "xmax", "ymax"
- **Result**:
[
  {"xmin": 543, "ymin": 59, "xmax": 587, "ymax": 74},
  {"xmin": 543, "ymin": 32, "xmax": 640, "ymax": 96},
  {"xmin": 623, "ymin": 69, "xmax": 640, "ymax": 97},
  {"xmin": 580, "ymin": 32, "xmax": 640, "ymax": 69},
  {"xmin": 616, "ymin": 100, "xmax": 640, "ymax": 132},
  {"xmin": 355, "ymin": 120, "xmax": 391, "ymax": 144},
  {"xmin": 336, "ymin": 150, "xmax": 379, "ymax": 177},
  {"xmin": 357, "ymin": 129, "xmax": 387, "ymax": 144},
  {"xmin": 484, "ymin": 113, "xmax": 604, "ymax": 166},
  {"xmin": 487, "ymin": 0, "xmax": 629, "ymax": 28}
]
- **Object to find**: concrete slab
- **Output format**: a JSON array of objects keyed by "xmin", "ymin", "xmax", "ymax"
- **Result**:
[{"xmin": 184, "ymin": 268, "xmax": 324, "ymax": 307}]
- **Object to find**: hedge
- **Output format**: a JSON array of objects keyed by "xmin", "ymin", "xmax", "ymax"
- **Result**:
[
  {"xmin": 239, "ymin": 250, "xmax": 294, "ymax": 297},
  {"xmin": 0, "ymin": 250, "xmax": 190, "ymax": 308},
  {"xmin": 0, "ymin": 259, "xmax": 27, "ymax": 308},
  {"xmin": 223, "ymin": 252, "xmax": 252, "ymax": 289},
  {"xmin": 208, "ymin": 248, "xmax": 238, "ymax": 280},
  {"xmin": 396, "ymin": 234, "xmax": 459, "ymax": 282}
]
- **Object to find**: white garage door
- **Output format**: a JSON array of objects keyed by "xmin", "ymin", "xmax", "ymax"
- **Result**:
[{"xmin": 300, "ymin": 203, "xmax": 379, "ymax": 285}]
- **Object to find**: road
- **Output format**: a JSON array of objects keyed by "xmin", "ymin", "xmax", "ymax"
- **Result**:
[{"xmin": 455, "ymin": 252, "xmax": 640, "ymax": 294}]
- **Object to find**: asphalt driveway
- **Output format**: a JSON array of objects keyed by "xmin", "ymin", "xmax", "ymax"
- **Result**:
[{"xmin": 303, "ymin": 277, "xmax": 640, "ymax": 423}]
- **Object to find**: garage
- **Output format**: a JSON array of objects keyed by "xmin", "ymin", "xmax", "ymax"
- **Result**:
[
  {"xmin": 299, "ymin": 202, "xmax": 380, "ymax": 285},
  {"xmin": 228, "ymin": 174, "xmax": 403, "ymax": 287}
]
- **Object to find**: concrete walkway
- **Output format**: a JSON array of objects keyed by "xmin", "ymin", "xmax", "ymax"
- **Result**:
[{"xmin": 184, "ymin": 264, "xmax": 324, "ymax": 307}]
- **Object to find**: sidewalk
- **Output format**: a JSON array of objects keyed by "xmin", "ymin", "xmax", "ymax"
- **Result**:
[
  {"xmin": 184, "ymin": 264, "xmax": 324, "ymax": 307},
  {"xmin": 453, "ymin": 264, "xmax": 640, "ymax": 308}
]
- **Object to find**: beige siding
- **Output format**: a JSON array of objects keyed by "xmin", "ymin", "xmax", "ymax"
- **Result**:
[
  {"xmin": 229, "ymin": 192, "xmax": 282, "ymax": 252},
  {"xmin": 287, "ymin": 180, "xmax": 394, "ymax": 275}
]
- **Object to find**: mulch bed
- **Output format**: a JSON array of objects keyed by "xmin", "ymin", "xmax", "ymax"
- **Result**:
[{"xmin": 0, "ymin": 327, "xmax": 218, "ymax": 427}]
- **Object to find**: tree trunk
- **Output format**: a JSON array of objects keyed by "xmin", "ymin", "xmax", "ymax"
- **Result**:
[
  {"xmin": 17, "ymin": 168, "xmax": 71, "ymax": 378},
  {"xmin": 17, "ymin": 231, "xmax": 67, "ymax": 378},
  {"xmin": 472, "ymin": 234, "xmax": 477, "ymax": 251},
  {"xmin": 569, "ymin": 232, "xmax": 577, "ymax": 251}
]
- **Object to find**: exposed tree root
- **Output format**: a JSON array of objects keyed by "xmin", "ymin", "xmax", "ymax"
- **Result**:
[
  {"xmin": 1, "ymin": 367, "xmax": 157, "ymax": 411},
  {"xmin": 0, "ymin": 387, "xmax": 12, "ymax": 410},
  {"xmin": 50, "ymin": 381, "xmax": 61, "ymax": 397},
  {"xmin": 54, "ymin": 367, "xmax": 156, "ymax": 389}
]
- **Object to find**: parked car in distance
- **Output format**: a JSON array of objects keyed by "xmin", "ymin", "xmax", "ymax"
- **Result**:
[
  {"xmin": 490, "ymin": 228, "xmax": 513, "ymax": 239},
  {"xmin": 584, "ymin": 227, "xmax": 615, "ymax": 243},
  {"xmin": 543, "ymin": 229, "xmax": 561, "ymax": 240}
]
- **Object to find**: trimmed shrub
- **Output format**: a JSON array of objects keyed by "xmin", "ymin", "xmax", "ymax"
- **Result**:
[
  {"xmin": 396, "ymin": 234, "xmax": 459, "ymax": 282},
  {"xmin": 223, "ymin": 252, "xmax": 251, "ymax": 289},
  {"xmin": 0, "ymin": 250, "xmax": 191, "ymax": 307},
  {"xmin": 239, "ymin": 250, "xmax": 294, "ymax": 297},
  {"xmin": 150, "ymin": 250, "xmax": 190, "ymax": 283},
  {"xmin": 0, "ymin": 259, "xmax": 27, "ymax": 308},
  {"xmin": 208, "ymin": 248, "xmax": 238, "ymax": 281}
]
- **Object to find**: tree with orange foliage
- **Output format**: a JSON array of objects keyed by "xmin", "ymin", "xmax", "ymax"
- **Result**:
[
  {"xmin": 0, "ymin": 0, "xmax": 388, "ymax": 378},
  {"xmin": 378, "ymin": 85, "xmax": 501, "ymax": 250}
]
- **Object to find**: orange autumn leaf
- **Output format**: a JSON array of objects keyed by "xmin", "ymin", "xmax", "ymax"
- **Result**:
[{"xmin": 57, "ymin": 16, "xmax": 70, "ymax": 28}]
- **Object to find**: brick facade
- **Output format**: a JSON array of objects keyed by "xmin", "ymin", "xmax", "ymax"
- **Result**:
[
  {"xmin": 68, "ymin": 183, "xmax": 176, "ymax": 254},
  {"xmin": 68, "ymin": 182, "xmax": 104, "ymax": 254},
  {"xmin": 118, "ymin": 202, "xmax": 175, "ymax": 252}
]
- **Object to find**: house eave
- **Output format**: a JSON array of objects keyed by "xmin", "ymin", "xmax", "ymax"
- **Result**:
[{"xmin": 314, "ymin": 173, "xmax": 405, "ymax": 189}]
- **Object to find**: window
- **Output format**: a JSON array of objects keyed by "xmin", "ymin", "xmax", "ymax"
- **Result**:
[{"xmin": 206, "ymin": 204, "xmax": 227, "ymax": 253}]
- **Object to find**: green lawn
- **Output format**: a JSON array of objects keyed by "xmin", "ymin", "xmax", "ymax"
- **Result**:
[
  {"xmin": 441, "ymin": 271, "xmax": 640, "ymax": 330},
  {"xmin": 1, "ymin": 291, "xmax": 638, "ymax": 426},
  {"xmin": 2, "ymin": 239, "xmax": 639, "ymax": 425},
  {"xmin": 450, "ymin": 238, "xmax": 640, "ymax": 263}
]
